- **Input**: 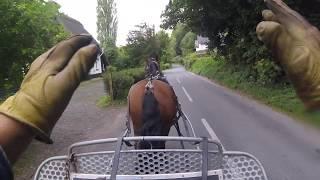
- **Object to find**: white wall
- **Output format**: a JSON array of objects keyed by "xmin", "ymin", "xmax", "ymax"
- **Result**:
[
  {"xmin": 196, "ymin": 44, "xmax": 208, "ymax": 52},
  {"xmin": 89, "ymin": 57, "xmax": 102, "ymax": 75}
]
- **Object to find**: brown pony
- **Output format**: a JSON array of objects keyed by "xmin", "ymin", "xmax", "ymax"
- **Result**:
[{"xmin": 128, "ymin": 79, "xmax": 178, "ymax": 149}]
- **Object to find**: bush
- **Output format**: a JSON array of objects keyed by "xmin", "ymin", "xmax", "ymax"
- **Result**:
[
  {"xmin": 183, "ymin": 53, "xmax": 199, "ymax": 69},
  {"xmin": 191, "ymin": 55, "xmax": 224, "ymax": 77},
  {"xmin": 103, "ymin": 67, "xmax": 145, "ymax": 100},
  {"xmin": 254, "ymin": 59, "xmax": 282, "ymax": 85},
  {"xmin": 124, "ymin": 67, "xmax": 145, "ymax": 83},
  {"xmin": 103, "ymin": 70, "xmax": 134, "ymax": 100},
  {"xmin": 161, "ymin": 63, "xmax": 171, "ymax": 70},
  {"xmin": 171, "ymin": 56, "xmax": 184, "ymax": 64}
]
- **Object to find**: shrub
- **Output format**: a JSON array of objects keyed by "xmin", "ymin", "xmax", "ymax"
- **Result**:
[
  {"xmin": 161, "ymin": 63, "xmax": 171, "ymax": 70},
  {"xmin": 254, "ymin": 59, "xmax": 282, "ymax": 85},
  {"xmin": 172, "ymin": 56, "xmax": 184, "ymax": 64},
  {"xmin": 191, "ymin": 56, "xmax": 220, "ymax": 76},
  {"xmin": 124, "ymin": 67, "xmax": 145, "ymax": 83},
  {"xmin": 103, "ymin": 67, "xmax": 146, "ymax": 100},
  {"xmin": 103, "ymin": 70, "xmax": 134, "ymax": 100},
  {"xmin": 183, "ymin": 53, "xmax": 198, "ymax": 69}
]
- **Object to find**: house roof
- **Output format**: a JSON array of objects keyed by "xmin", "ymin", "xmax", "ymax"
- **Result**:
[
  {"xmin": 57, "ymin": 15, "xmax": 108, "ymax": 67},
  {"xmin": 57, "ymin": 15, "xmax": 90, "ymax": 35}
]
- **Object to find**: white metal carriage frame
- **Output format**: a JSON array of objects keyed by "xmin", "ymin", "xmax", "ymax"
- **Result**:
[{"xmin": 34, "ymin": 136, "xmax": 268, "ymax": 180}]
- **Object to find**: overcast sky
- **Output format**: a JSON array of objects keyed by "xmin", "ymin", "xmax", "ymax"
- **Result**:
[{"xmin": 54, "ymin": 0, "xmax": 169, "ymax": 46}]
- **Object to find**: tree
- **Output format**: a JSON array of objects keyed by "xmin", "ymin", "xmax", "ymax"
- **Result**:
[
  {"xmin": 155, "ymin": 30, "xmax": 170, "ymax": 63},
  {"xmin": 97, "ymin": 0, "xmax": 118, "ymax": 63},
  {"xmin": 180, "ymin": 31, "xmax": 196, "ymax": 56},
  {"xmin": 0, "ymin": 0, "xmax": 68, "ymax": 90},
  {"xmin": 125, "ymin": 23, "xmax": 156, "ymax": 66},
  {"xmin": 170, "ymin": 23, "xmax": 189, "ymax": 56},
  {"xmin": 112, "ymin": 23, "xmax": 171, "ymax": 69},
  {"xmin": 161, "ymin": 0, "xmax": 320, "ymax": 84}
]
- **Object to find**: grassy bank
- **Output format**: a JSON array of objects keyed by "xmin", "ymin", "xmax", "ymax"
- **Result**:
[{"xmin": 188, "ymin": 55, "xmax": 320, "ymax": 128}]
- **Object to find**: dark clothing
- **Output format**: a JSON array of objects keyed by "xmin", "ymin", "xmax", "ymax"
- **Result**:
[
  {"xmin": 0, "ymin": 147, "xmax": 13, "ymax": 180},
  {"xmin": 146, "ymin": 60, "xmax": 160, "ymax": 78}
]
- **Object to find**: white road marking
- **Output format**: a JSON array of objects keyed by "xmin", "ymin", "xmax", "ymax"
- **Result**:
[
  {"xmin": 176, "ymin": 77, "xmax": 181, "ymax": 84},
  {"xmin": 182, "ymin": 86, "xmax": 193, "ymax": 102},
  {"xmin": 201, "ymin": 118, "xmax": 225, "ymax": 150}
]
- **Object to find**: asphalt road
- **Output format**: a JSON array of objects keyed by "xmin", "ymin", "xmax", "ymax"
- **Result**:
[{"xmin": 164, "ymin": 66, "xmax": 320, "ymax": 180}]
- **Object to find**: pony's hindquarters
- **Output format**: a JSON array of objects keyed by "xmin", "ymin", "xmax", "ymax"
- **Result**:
[{"xmin": 128, "ymin": 80, "xmax": 177, "ymax": 149}]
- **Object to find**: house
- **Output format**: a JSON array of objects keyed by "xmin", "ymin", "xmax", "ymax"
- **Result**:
[
  {"xmin": 57, "ymin": 15, "xmax": 107, "ymax": 77},
  {"xmin": 195, "ymin": 35, "xmax": 210, "ymax": 54}
]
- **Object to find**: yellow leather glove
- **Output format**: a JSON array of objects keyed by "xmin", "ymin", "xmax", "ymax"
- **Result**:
[
  {"xmin": 0, "ymin": 35, "xmax": 99, "ymax": 143},
  {"xmin": 256, "ymin": 0, "xmax": 320, "ymax": 110}
]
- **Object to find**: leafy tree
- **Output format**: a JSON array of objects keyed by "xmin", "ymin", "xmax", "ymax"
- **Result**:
[
  {"xmin": 112, "ymin": 23, "xmax": 171, "ymax": 69},
  {"xmin": 161, "ymin": 0, "xmax": 320, "ymax": 84},
  {"xmin": 155, "ymin": 30, "xmax": 170, "ymax": 63},
  {"xmin": 180, "ymin": 31, "xmax": 196, "ymax": 56},
  {"xmin": 167, "ymin": 36, "xmax": 177, "ymax": 59},
  {"xmin": 170, "ymin": 23, "xmax": 189, "ymax": 56},
  {"xmin": 112, "ymin": 47, "xmax": 130, "ymax": 70},
  {"xmin": 97, "ymin": 0, "xmax": 118, "ymax": 63},
  {"xmin": 125, "ymin": 23, "xmax": 157, "ymax": 66},
  {"xmin": 0, "ymin": 0, "xmax": 68, "ymax": 90}
]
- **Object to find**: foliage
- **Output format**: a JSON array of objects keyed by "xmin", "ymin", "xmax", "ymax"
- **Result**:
[
  {"xmin": 180, "ymin": 31, "xmax": 196, "ymax": 56},
  {"xmin": 0, "ymin": 0, "xmax": 68, "ymax": 90},
  {"xmin": 156, "ymin": 30, "xmax": 171, "ymax": 64},
  {"xmin": 161, "ymin": 0, "xmax": 320, "ymax": 85},
  {"xmin": 103, "ymin": 67, "xmax": 144, "ymax": 100},
  {"xmin": 253, "ymin": 59, "xmax": 283, "ymax": 85},
  {"xmin": 169, "ymin": 23, "xmax": 189, "ymax": 56},
  {"xmin": 171, "ymin": 56, "xmax": 183, "ymax": 64},
  {"xmin": 103, "ymin": 70, "xmax": 133, "ymax": 99},
  {"xmin": 112, "ymin": 47, "xmax": 130, "ymax": 69},
  {"xmin": 125, "ymin": 23, "xmax": 156, "ymax": 66},
  {"xmin": 96, "ymin": 95, "xmax": 112, "ymax": 108},
  {"xmin": 160, "ymin": 63, "xmax": 171, "ymax": 70},
  {"xmin": 183, "ymin": 53, "xmax": 198, "ymax": 69},
  {"xmin": 123, "ymin": 67, "xmax": 145, "ymax": 83},
  {"xmin": 114, "ymin": 23, "xmax": 171, "ymax": 70},
  {"xmin": 97, "ymin": 0, "xmax": 118, "ymax": 64}
]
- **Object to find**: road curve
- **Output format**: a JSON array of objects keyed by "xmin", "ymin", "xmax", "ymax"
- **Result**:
[{"xmin": 165, "ymin": 66, "xmax": 320, "ymax": 180}]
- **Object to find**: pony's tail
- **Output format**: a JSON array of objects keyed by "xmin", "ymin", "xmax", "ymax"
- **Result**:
[{"xmin": 140, "ymin": 90, "xmax": 164, "ymax": 149}]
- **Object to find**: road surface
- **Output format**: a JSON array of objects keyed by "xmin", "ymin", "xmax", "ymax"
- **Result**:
[{"xmin": 165, "ymin": 66, "xmax": 320, "ymax": 180}]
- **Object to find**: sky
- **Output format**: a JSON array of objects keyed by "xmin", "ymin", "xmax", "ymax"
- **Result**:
[{"xmin": 54, "ymin": 0, "xmax": 170, "ymax": 46}]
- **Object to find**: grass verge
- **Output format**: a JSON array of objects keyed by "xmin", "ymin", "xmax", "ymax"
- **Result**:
[
  {"xmin": 189, "ymin": 56, "xmax": 320, "ymax": 128},
  {"xmin": 96, "ymin": 95, "xmax": 126, "ymax": 108}
]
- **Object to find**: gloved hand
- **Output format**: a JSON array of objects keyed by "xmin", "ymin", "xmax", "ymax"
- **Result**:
[
  {"xmin": 256, "ymin": 0, "xmax": 320, "ymax": 110},
  {"xmin": 0, "ymin": 35, "xmax": 99, "ymax": 143}
]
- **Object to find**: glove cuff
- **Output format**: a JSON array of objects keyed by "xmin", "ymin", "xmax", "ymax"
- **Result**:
[{"xmin": 0, "ymin": 95, "xmax": 53, "ymax": 144}]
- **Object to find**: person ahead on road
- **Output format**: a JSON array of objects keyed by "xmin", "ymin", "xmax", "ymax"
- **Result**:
[{"xmin": 0, "ymin": 0, "xmax": 320, "ymax": 179}]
